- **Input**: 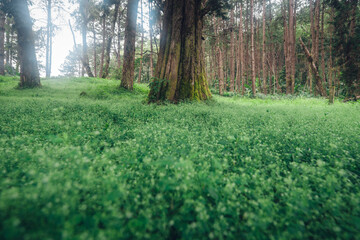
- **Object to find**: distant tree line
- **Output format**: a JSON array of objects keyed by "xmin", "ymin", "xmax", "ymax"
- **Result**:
[{"xmin": 0, "ymin": 0, "xmax": 359, "ymax": 100}]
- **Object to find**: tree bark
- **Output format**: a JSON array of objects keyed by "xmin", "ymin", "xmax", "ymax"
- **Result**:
[
  {"xmin": 288, "ymin": 0, "xmax": 295, "ymax": 94},
  {"xmin": 148, "ymin": 0, "xmax": 211, "ymax": 102},
  {"xmin": 99, "ymin": 10, "xmax": 106, "ymax": 78},
  {"xmin": 214, "ymin": 18, "xmax": 224, "ymax": 95},
  {"xmin": 80, "ymin": 0, "xmax": 94, "ymax": 77},
  {"xmin": 45, "ymin": 0, "xmax": 52, "ymax": 78},
  {"xmin": 102, "ymin": 1, "xmax": 120, "ymax": 78},
  {"xmin": 238, "ymin": 3, "xmax": 245, "ymax": 95},
  {"xmin": 299, "ymin": 37, "xmax": 327, "ymax": 97},
  {"xmin": 149, "ymin": 1, "xmax": 153, "ymax": 79},
  {"xmin": 137, "ymin": 0, "xmax": 144, "ymax": 83},
  {"xmin": 229, "ymin": 9, "xmax": 235, "ymax": 92},
  {"xmin": 8, "ymin": 0, "xmax": 40, "ymax": 87},
  {"xmin": 250, "ymin": 0, "xmax": 256, "ymax": 96},
  {"xmin": 116, "ymin": 10, "xmax": 122, "ymax": 69},
  {"xmin": 320, "ymin": 1, "xmax": 325, "ymax": 85},
  {"xmin": 92, "ymin": 24, "xmax": 97, "ymax": 77},
  {"xmin": 262, "ymin": 0, "xmax": 267, "ymax": 94},
  {"xmin": 120, "ymin": 0, "xmax": 139, "ymax": 90},
  {"xmin": 0, "ymin": 9, "xmax": 5, "ymax": 75}
]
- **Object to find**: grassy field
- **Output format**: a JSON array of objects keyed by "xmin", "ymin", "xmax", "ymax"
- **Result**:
[{"xmin": 0, "ymin": 76, "xmax": 359, "ymax": 239}]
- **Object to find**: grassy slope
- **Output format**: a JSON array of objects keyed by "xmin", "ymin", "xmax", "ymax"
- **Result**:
[{"xmin": 0, "ymin": 77, "xmax": 359, "ymax": 239}]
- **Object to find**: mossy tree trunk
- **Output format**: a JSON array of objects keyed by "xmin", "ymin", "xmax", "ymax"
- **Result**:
[
  {"xmin": 148, "ymin": 0, "xmax": 211, "ymax": 103},
  {"xmin": 8, "ymin": 0, "xmax": 41, "ymax": 88}
]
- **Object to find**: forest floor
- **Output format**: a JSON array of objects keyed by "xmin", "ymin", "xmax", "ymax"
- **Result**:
[{"xmin": 0, "ymin": 76, "xmax": 359, "ymax": 239}]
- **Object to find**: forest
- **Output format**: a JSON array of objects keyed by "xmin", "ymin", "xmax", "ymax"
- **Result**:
[{"xmin": 0, "ymin": 0, "xmax": 360, "ymax": 239}]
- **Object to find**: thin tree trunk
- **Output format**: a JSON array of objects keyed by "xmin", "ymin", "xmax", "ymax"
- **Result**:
[
  {"xmin": 288, "ymin": 0, "xmax": 295, "ymax": 94},
  {"xmin": 121, "ymin": 0, "xmax": 139, "ymax": 90},
  {"xmin": 283, "ymin": 1, "xmax": 290, "ymax": 94},
  {"xmin": 99, "ymin": 10, "xmax": 106, "ymax": 78},
  {"xmin": 45, "ymin": 0, "xmax": 52, "ymax": 78},
  {"xmin": 320, "ymin": 1, "xmax": 326, "ymax": 85},
  {"xmin": 250, "ymin": 0, "xmax": 256, "ymax": 96},
  {"xmin": 102, "ymin": 1, "xmax": 120, "ymax": 78},
  {"xmin": 80, "ymin": 0, "xmax": 94, "ymax": 77},
  {"xmin": 5, "ymin": 17, "xmax": 10, "ymax": 67},
  {"xmin": 238, "ymin": 3, "xmax": 245, "ymax": 95},
  {"xmin": 0, "ymin": 10, "xmax": 5, "ymax": 75},
  {"xmin": 230, "ymin": 9, "xmax": 235, "ymax": 92},
  {"xmin": 328, "ymin": 9, "xmax": 334, "ymax": 90},
  {"xmin": 262, "ymin": 0, "xmax": 267, "ymax": 94},
  {"xmin": 149, "ymin": 1, "xmax": 153, "ymax": 79},
  {"xmin": 214, "ymin": 18, "xmax": 224, "ymax": 95},
  {"xmin": 314, "ymin": 0, "xmax": 320, "ymax": 65},
  {"xmin": 117, "ymin": 11, "xmax": 122, "ymax": 69},
  {"xmin": 92, "ymin": 24, "xmax": 97, "ymax": 77},
  {"xmin": 138, "ymin": 0, "xmax": 144, "ymax": 83}
]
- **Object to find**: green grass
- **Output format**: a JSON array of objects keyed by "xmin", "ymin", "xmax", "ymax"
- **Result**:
[{"xmin": 0, "ymin": 76, "xmax": 359, "ymax": 239}]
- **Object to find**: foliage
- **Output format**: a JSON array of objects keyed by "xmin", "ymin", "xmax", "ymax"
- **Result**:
[
  {"xmin": 0, "ymin": 77, "xmax": 359, "ymax": 239},
  {"xmin": 147, "ymin": 77, "xmax": 169, "ymax": 102}
]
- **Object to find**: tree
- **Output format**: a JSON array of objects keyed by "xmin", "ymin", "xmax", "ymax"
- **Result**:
[
  {"xmin": 79, "ymin": 0, "xmax": 94, "ymax": 77},
  {"xmin": 45, "ymin": 0, "xmax": 52, "ymax": 78},
  {"xmin": 102, "ymin": 0, "xmax": 120, "ymax": 78},
  {"xmin": 149, "ymin": 0, "xmax": 154, "ymax": 79},
  {"xmin": 137, "ymin": 0, "xmax": 144, "ymax": 83},
  {"xmin": 326, "ymin": 0, "xmax": 360, "ymax": 98},
  {"xmin": 237, "ymin": 1, "xmax": 245, "ymax": 95},
  {"xmin": 250, "ymin": 0, "xmax": 256, "ymax": 96},
  {"xmin": 262, "ymin": 0, "xmax": 267, "ymax": 94},
  {"xmin": 4, "ymin": 0, "xmax": 41, "ymax": 87},
  {"xmin": 148, "ymin": 0, "xmax": 228, "ymax": 102},
  {"xmin": 229, "ymin": 8, "xmax": 235, "ymax": 92},
  {"xmin": 120, "ymin": 0, "xmax": 139, "ymax": 90},
  {"xmin": 0, "ymin": 9, "xmax": 5, "ymax": 75},
  {"xmin": 214, "ymin": 17, "xmax": 224, "ymax": 96}
]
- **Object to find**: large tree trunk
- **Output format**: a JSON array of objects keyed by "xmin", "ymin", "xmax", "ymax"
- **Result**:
[
  {"xmin": 45, "ymin": 0, "xmax": 52, "ymax": 78},
  {"xmin": 148, "ymin": 0, "xmax": 211, "ymax": 102},
  {"xmin": 120, "ymin": 0, "xmax": 139, "ymax": 90},
  {"xmin": 80, "ymin": 0, "xmax": 94, "ymax": 77},
  {"xmin": 102, "ymin": 1, "xmax": 120, "ymax": 78},
  {"xmin": 0, "ymin": 10, "xmax": 5, "ymax": 75},
  {"xmin": 250, "ymin": 0, "xmax": 256, "ymax": 96},
  {"xmin": 8, "ymin": 0, "xmax": 40, "ymax": 87}
]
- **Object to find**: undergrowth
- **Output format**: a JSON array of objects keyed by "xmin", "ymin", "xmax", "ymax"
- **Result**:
[{"xmin": 0, "ymin": 77, "xmax": 359, "ymax": 239}]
